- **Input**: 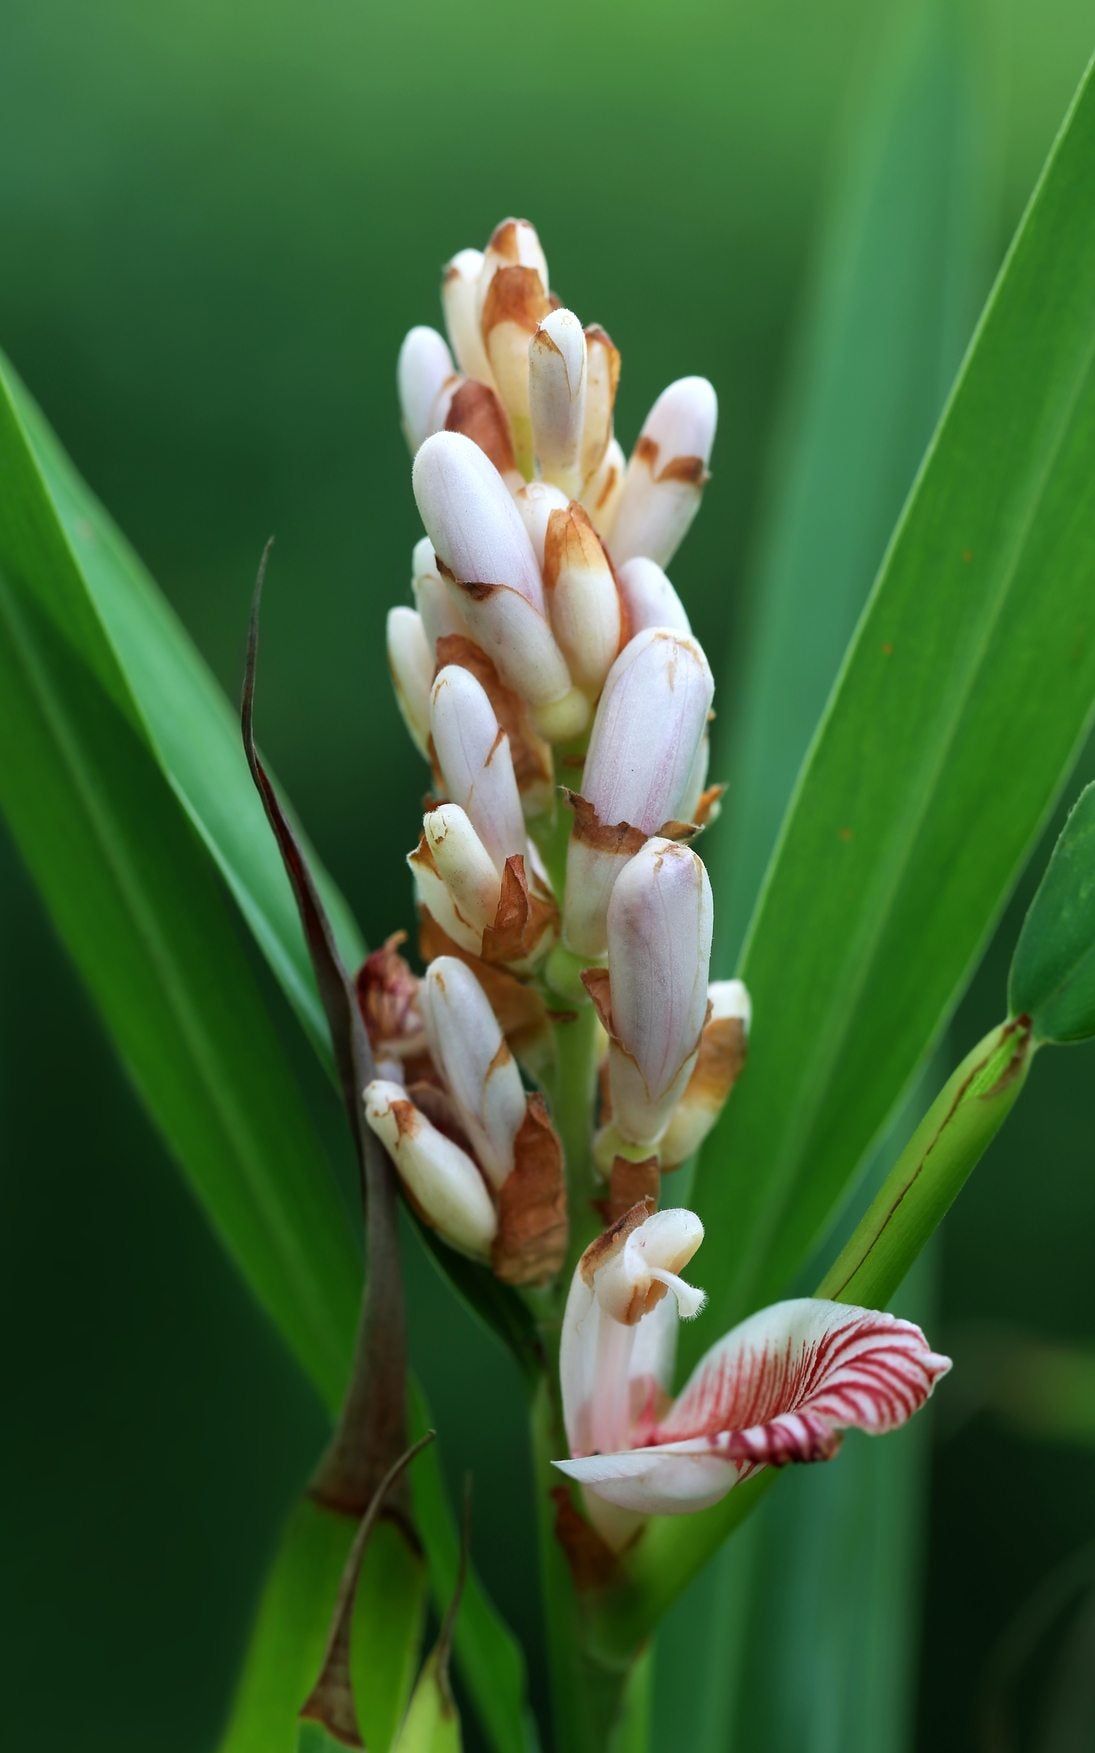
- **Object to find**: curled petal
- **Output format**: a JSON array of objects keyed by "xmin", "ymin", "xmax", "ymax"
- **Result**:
[
  {"xmin": 543, "ymin": 502, "xmax": 623, "ymax": 696},
  {"xmin": 398, "ymin": 326, "xmax": 457, "ymax": 453},
  {"xmin": 364, "ymin": 1078, "xmax": 497, "ymax": 1258},
  {"xmin": 530, "ymin": 307, "xmax": 588, "ymax": 496},
  {"xmin": 386, "ymin": 607, "xmax": 433, "ymax": 756},
  {"xmin": 430, "ymin": 663, "xmax": 526, "ymax": 871},
  {"xmin": 617, "ymin": 556, "xmax": 691, "ymax": 637},
  {"xmin": 413, "ymin": 430, "xmax": 545, "ymax": 611},
  {"xmin": 421, "ymin": 957, "xmax": 527, "ymax": 1189},
  {"xmin": 442, "ymin": 247, "xmax": 495, "ymax": 384},
  {"xmin": 610, "ymin": 376, "xmax": 717, "ymax": 567}
]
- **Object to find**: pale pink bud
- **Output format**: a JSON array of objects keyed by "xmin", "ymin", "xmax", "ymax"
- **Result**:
[
  {"xmin": 583, "ymin": 436, "xmax": 626, "ymax": 540},
  {"xmin": 563, "ymin": 629, "xmax": 713, "ymax": 955},
  {"xmin": 430, "ymin": 664, "xmax": 525, "ymax": 871},
  {"xmin": 579, "ymin": 324, "xmax": 622, "ymax": 489},
  {"xmin": 423, "ymin": 804, "xmax": 501, "ymax": 937},
  {"xmin": 530, "ymin": 308, "xmax": 587, "ymax": 496},
  {"xmin": 397, "ymin": 325, "xmax": 458, "ymax": 453},
  {"xmin": 596, "ymin": 839, "xmax": 713, "ymax": 1147},
  {"xmin": 610, "ymin": 377, "xmax": 717, "ymax": 567},
  {"xmin": 442, "ymin": 247, "xmax": 495, "ymax": 384},
  {"xmin": 659, "ymin": 980, "xmax": 751, "ymax": 1168},
  {"xmin": 514, "ymin": 481, "xmax": 570, "ymax": 568},
  {"xmin": 422, "ymin": 957, "xmax": 527, "ymax": 1189},
  {"xmin": 617, "ymin": 557, "xmax": 691, "ymax": 636},
  {"xmin": 413, "ymin": 431, "xmax": 544, "ymax": 611},
  {"xmin": 543, "ymin": 502, "xmax": 622, "ymax": 695},
  {"xmin": 365, "ymin": 1078, "xmax": 497, "ymax": 1258},
  {"xmin": 386, "ymin": 606, "xmax": 433, "ymax": 757},
  {"xmin": 411, "ymin": 535, "xmax": 465, "ymax": 649}
]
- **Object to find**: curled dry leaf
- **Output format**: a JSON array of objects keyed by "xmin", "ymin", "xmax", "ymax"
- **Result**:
[{"xmin": 491, "ymin": 1094, "xmax": 568, "ymax": 1285}]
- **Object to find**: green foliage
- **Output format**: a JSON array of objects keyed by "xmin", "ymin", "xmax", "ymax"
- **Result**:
[
  {"xmin": 691, "ymin": 54, "xmax": 1095, "ymax": 1341},
  {"xmin": 1010, "ymin": 783, "xmax": 1095, "ymax": 1041}
]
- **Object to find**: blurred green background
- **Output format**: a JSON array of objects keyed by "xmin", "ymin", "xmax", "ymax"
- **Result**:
[{"xmin": 1, "ymin": 0, "xmax": 1093, "ymax": 1746}]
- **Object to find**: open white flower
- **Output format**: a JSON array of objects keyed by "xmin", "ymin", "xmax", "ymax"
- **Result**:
[{"xmin": 555, "ymin": 1203, "xmax": 950, "ymax": 1546}]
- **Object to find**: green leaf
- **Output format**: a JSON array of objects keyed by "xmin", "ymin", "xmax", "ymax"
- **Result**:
[
  {"xmin": 0, "ymin": 570, "xmax": 360, "ymax": 1406},
  {"xmin": 1009, "ymin": 783, "xmax": 1095, "ymax": 1041},
  {"xmin": 692, "ymin": 53, "xmax": 1095, "ymax": 1339},
  {"xmin": 0, "ymin": 356, "xmax": 363, "ymax": 1056}
]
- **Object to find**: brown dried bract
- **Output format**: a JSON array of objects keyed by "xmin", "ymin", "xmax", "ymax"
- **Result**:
[
  {"xmin": 608, "ymin": 1155, "xmax": 661, "ymax": 1225},
  {"xmin": 692, "ymin": 783, "xmax": 726, "ymax": 828},
  {"xmin": 580, "ymin": 964, "xmax": 614, "ymax": 1034},
  {"xmin": 542, "ymin": 501, "xmax": 610, "ymax": 592},
  {"xmin": 356, "ymin": 931, "xmax": 426, "ymax": 1058},
  {"xmin": 434, "ymin": 632, "xmax": 553, "ymax": 804},
  {"xmin": 578, "ymin": 1196, "xmax": 656, "ymax": 1287},
  {"xmin": 418, "ymin": 909, "xmax": 550, "ymax": 1057},
  {"xmin": 481, "ymin": 264, "xmax": 550, "ymax": 339},
  {"xmin": 491, "ymin": 1094, "xmax": 567, "ymax": 1285},
  {"xmin": 564, "ymin": 790, "xmax": 647, "ymax": 857},
  {"xmin": 481, "ymin": 854, "xmax": 557, "ymax": 965},
  {"xmin": 551, "ymin": 1487, "xmax": 620, "ymax": 1591},
  {"xmin": 445, "ymin": 379, "xmax": 516, "ymax": 476}
]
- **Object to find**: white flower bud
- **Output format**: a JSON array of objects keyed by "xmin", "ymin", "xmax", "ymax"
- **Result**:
[
  {"xmin": 481, "ymin": 266, "xmax": 550, "ymax": 475},
  {"xmin": 599, "ymin": 839, "xmax": 713, "ymax": 1147},
  {"xmin": 583, "ymin": 436, "xmax": 626, "ymax": 540},
  {"xmin": 513, "ymin": 481, "xmax": 570, "ymax": 568},
  {"xmin": 659, "ymin": 980, "xmax": 751, "ymax": 1167},
  {"xmin": 442, "ymin": 247, "xmax": 495, "ymax": 385},
  {"xmin": 543, "ymin": 502, "xmax": 622, "ymax": 696},
  {"xmin": 407, "ymin": 835, "xmax": 482, "ymax": 955},
  {"xmin": 617, "ymin": 557, "xmax": 691, "ymax": 636},
  {"xmin": 579, "ymin": 325, "xmax": 622, "ymax": 490},
  {"xmin": 610, "ymin": 377, "xmax": 717, "ymax": 567},
  {"xmin": 530, "ymin": 308, "xmax": 587, "ymax": 496},
  {"xmin": 365, "ymin": 1078, "xmax": 497, "ymax": 1257},
  {"xmin": 422, "ymin": 957, "xmax": 527, "ymax": 1190},
  {"xmin": 386, "ymin": 606, "xmax": 433, "ymax": 757},
  {"xmin": 563, "ymin": 628, "xmax": 713, "ymax": 956},
  {"xmin": 430, "ymin": 664, "xmax": 525, "ymax": 871},
  {"xmin": 411, "ymin": 535, "xmax": 465, "ymax": 649},
  {"xmin": 423, "ymin": 804, "xmax": 501, "ymax": 936},
  {"xmin": 397, "ymin": 326, "xmax": 457, "ymax": 454},
  {"xmin": 476, "ymin": 218, "xmax": 550, "ymax": 316},
  {"xmin": 413, "ymin": 431, "xmax": 544, "ymax": 611},
  {"xmin": 591, "ymin": 1207, "xmax": 706, "ymax": 1326}
]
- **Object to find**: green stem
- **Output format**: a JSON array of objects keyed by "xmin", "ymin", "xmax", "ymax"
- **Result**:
[{"xmin": 546, "ymin": 996, "xmax": 603, "ymax": 1275}]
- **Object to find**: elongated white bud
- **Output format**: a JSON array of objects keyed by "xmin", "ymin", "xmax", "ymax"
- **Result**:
[
  {"xmin": 514, "ymin": 481, "xmax": 570, "ymax": 568},
  {"xmin": 430, "ymin": 664, "xmax": 525, "ymax": 871},
  {"xmin": 407, "ymin": 834, "xmax": 482, "ymax": 955},
  {"xmin": 610, "ymin": 377, "xmax": 717, "ymax": 567},
  {"xmin": 398, "ymin": 326, "xmax": 457, "ymax": 453},
  {"xmin": 580, "ymin": 325, "xmax": 622, "ymax": 490},
  {"xmin": 583, "ymin": 436, "xmax": 626, "ymax": 540},
  {"xmin": 413, "ymin": 431, "xmax": 544, "ymax": 610},
  {"xmin": 442, "ymin": 247, "xmax": 495, "ymax": 385},
  {"xmin": 543, "ymin": 503, "xmax": 622, "ymax": 695},
  {"xmin": 659, "ymin": 980, "xmax": 751, "ymax": 1167},
  {"xmin": 617, "ymin": 556, "xmax": 691, "ymax": 636},
  {"xmin": 386, "ymin": 607, "xmax": 433, "ymax": 756},
  {"xmin": 481, "ymin": 265, "xmax": 550, "ymax": 475},
  {"xmin": 422, "ymin": 957, "xmax": 527, "ymax": 1189},
  {"xmin": 597, "ymin": 839, "xmax": 713, "ymax": 1148},
  {"xmin": 423, "ymin": 804, "xmax": 501, "ymax": 936},
  {"xmin": 411, "ymin": 535, "xmax": 465, "ymax": 649},
  {"xmin": 563, "ymin": 628, "xmax": 713, "ymax": 955},
  {"xmin": 476, "ymin": 217, "xmax": 550, "ymax": 316},
  {"xmin": 365, "ymin": 1079, "xmax": 497, "ymax": 1257},
  {"xmin": 530, "ymin": 309, "xmax": 587, "ymax": 495}
]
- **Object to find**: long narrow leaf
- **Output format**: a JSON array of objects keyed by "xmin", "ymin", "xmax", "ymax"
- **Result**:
[{"xmin": 692, "ymin": 55, "xmax": 1095, "ymax": 1338}]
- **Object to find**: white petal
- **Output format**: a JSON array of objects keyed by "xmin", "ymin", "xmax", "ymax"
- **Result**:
[
  {"xmin": 442, "ymin": 247, "xmax": 494, "ymax": 385},
  {"xmin": 430, "ymin": 664, "xmax": 526, "ymax": 870},
  {"xmin": 542, "ymin": 502, "xmax": 622, "ymax": 696},
  {"xmin": 610, "ymin": 376, "xmax": 717, "ymax": 568},
  {"xmin": 422, "ymin": 958, "xmax": 527, "ymax": 1189},
  {"xmin": 530, "ymin": 307, "xmax": 587, "ymax": 496},
  {"xmin": 553, "ymin": 1446, "xmax": 740, "ymax": 1517},
  {"xmin": 656, "ymin": 1298, "xmax": 952, "ymax": 1463},
  {"xmin": 604, "ymin": 840, "xmax": 712, "ymax": 1145},
  {"xmin": 365, "ymin": 1079, "xmax": 497, "ymax": 1257},
  {"xmin": 423, "ymin": 805, "xmax": 500, "ymax": 934},
  {"xmin": 398, "ymin": 326, "xmax": 457, "ymax": 453},
  {"xmin": 386, "ymin": 607, "xmax": 433, "ymax": 757},
  {"xmin": 513, "ymin": 481, "xmax": 571, "ymax": 568},
  {"xmin": 617, "ymin": 557, "xmax": 691, "ymax": 636},
  {"xmin": 413, "ymin": 431, "xmax": 544, "ymax": 611}
]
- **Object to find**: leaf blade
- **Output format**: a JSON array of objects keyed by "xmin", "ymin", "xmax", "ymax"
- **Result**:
[{"xmin": 1009, "ymin": 782, "xmax": 1095, "ymax": 1041}]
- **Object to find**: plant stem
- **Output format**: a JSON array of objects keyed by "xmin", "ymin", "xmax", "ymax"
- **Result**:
[{"xmin": 546, "ymin": 996, "xmax": 603, "ymax": 1276}]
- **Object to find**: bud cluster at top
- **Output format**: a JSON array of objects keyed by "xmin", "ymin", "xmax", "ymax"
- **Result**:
[{"xmin": 367, "ymin": 216, "xmax": 750, "ymax": 1282}]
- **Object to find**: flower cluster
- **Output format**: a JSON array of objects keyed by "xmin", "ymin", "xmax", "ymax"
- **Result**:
[{"xmin": 367, "ymin": 217, "xmax": 948, "ymax": 1531}]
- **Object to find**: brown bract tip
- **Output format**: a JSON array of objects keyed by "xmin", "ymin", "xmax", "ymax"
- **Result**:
[
  {"xmin": 578, "ymin": 1197, "xmax": 656, "ymax": 1286},
  {"xmin": 580, "ymin": 965, "xmax": 613, "ymax": 1034},
  {"xmin": 481, "ymin": 854, "xmax": 557, "ymax": 965},
  {"xmin": 564, "ymin": 790, "xmax": 647, "ymax": 857},
  {"xmin": 608, "ymin": 1155, "xmax": 661, "ymax": 1225},
  {"xmin": 542, "ymin": 501, "xmax": 608, "ymax": 592},
  {"xmin": 658, "ymin": 453, "xmax": 709, "ymax": 487},
  {"xmin": 445, "ymin": 379, "xmax": 516, "ymax": 476},
  {"xmin": 491, "ymin": 1094, "xmax": 568, "ymax": 1285},
  {"xmin": 481, "ymin": 264, "xmax": 550, "ymax": 338}
]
